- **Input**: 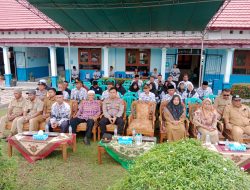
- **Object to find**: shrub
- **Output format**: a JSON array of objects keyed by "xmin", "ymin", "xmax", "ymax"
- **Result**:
[
  {"xmin": 231, "ymin": 83, "xmax": 250, "ymax": 99},
  {"xmin": 109, "ymin": 139, "xmax": 250, "ymax": 190},
  {"xmin": 0, "ymin": 143, "xmax": 17, "ymax": 190}
]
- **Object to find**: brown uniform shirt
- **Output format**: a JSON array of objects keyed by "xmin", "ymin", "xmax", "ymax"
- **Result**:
[
  {"xmin": 8, "ymin": 97, "xmax": 26, "ymax": 116},
  {"xmin": 43, "ymin": 96, "xmax": 56, "ymax": 115},
  {"xmin": 36, "ymin": 89, "xmax": 47, "ymax": 101},
  {"xmin": 103, "ymin": 98, "xmax": 124, "ymax": 118},
  {"xmin": 223, "ymin": 104, "xmax": 250, "ymax": 127},
  {"xmin": 24, "ymin": 97, "xmax": 44, "ymax": 116},
  {"xmin": 214, "ymin": 95, "xmax": 232, "ymax": 114}
]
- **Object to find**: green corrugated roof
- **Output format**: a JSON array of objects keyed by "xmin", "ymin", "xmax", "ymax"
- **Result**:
[{"xmin": 27, "ymin": 0, "xmax": 224, "ymax": 32}]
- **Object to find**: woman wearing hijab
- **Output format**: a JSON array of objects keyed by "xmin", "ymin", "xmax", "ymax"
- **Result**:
[
  {"xmin": 163, "ymin": 95, "xmax": 186, "ymax": 142},
  {"xmin": 193, "ymin": 98, "xmax": 219, "ymax": 144},
  {"xmin": 149, "ymin": 82, "xmax": 157, "ymax": 95},
  {"xmin": 183, "ymin": 83, "xmax": 199, "ymax": 100},
  {"xmin": 129, "ymin": 82, "xmax": 140, "ymax": 93},
  {"xmin": 116, "ymin": 83, "xmax": 126, "ymax": 95}
]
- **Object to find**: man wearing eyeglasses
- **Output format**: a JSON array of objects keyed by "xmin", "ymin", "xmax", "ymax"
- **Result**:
[
  {"xmin": 223, "ymin": 95, "xmax": 250, "ymax": 143},
  {"xmin": 214, "ymin": 88, "xmax": 232, "ymax": 120}
]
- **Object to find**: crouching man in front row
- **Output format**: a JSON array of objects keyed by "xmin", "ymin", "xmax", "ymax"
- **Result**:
[{"xmin": 48, "ymin": 91, "xmax": 71, "ymax": 133}]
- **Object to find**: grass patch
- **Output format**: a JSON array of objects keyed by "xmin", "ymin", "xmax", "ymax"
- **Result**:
[{"xmin": 0, "ymin": 109, "xmax": 125, "ymax": 190}]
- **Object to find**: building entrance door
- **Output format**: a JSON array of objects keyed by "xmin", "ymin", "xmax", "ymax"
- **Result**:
[{"xmin": 177, "ymin": 49, "xmax": 201, "ymax": 87}]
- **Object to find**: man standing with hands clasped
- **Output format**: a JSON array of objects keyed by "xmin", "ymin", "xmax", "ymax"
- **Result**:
[{"xmin": 99, "ymin": 87, "xmax": 124, "ymax": 137}]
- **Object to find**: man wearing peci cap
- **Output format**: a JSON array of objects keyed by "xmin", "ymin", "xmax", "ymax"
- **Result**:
[
  {"xmin": 196, "ymin": 81, "xmax": 213, "ymax": 100},
  {"xmin": 223, "ymin": 95, "xmax": 250, "ymax": 143},
  {"xmin": 36, "ymin": 80, "xmax": 48, "ymax": 101},
  {"xmin": 70, "ymin": 90, "xmax": 101, "ymax": 145},
  {"xmin": 48, "ymin": 91, "xmax": 71, "ymax": 133},
  {"xmin": 70, "ymin": 80, "xmax": 87, "ymax": 102},
  {"xmin": 0, "ymin": 90, "xmax": 26, "ymax": 138},
  {"xmin": 139, "ymin": 85, "xmax": 156, "ymax": 102},
  {"xmin": 16, "ymin": 90, "xmax": 44, "ymax": 134}
]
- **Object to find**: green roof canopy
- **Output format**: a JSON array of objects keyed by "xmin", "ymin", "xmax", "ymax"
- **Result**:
[{"xmin": 27, "ymin": 0, "xmax": 224, "ymax": 32}]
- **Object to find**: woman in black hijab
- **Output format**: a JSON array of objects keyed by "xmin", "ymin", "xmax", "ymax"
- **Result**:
[
  {"xmin": 116, "ymin": 82, "xmax": 126, "ymax": 95},
  {"xmin": 163, "ymin": 94, "xmax": 186, "ymax": 142},
  {"xmin": 129, "ymin": 82, "xmax": 140, "ymax": 93}
]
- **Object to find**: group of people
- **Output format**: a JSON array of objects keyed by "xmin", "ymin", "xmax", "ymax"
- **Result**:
[
  {"xmin": 127, "ymin": 70, "xmax": 212, "ymax": 104},
  {"xmin": 163, "ymin": 89, "xmax": 250, "ymax": 144},
  {"xmin": 71, "ymin": 66, "xmax": 115, "ymax": 82},
  {"xmin": 0, "ymin": 64, "xmax": 249, "ymax": 146},
  {"xmin": 0, "ymin": 78, "xmax": 126, "ymax": 145}
]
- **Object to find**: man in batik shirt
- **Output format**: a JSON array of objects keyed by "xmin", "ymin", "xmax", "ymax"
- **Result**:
[
  {"xmin": 70, "ymin": 90, "xmax": 101, "ymax": 145},
  {"xmin": 70, "ymin": 80, "xmax": 87, "ymax": 102},
  {"xmin": 48, "ymin": 91, "xmax": 71, "ymax": 133},
  {"xmin": 139, "ymin": 85, "xmax": 156, "ymax": 102}
]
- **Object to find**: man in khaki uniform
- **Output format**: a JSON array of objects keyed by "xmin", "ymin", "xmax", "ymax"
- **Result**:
[
  {"xmin": 0, "ymin": 90, "xmax": 26, "ymax": 138},
  {"xmin": 29, "ymin": 88, "xmax": 57, "ymax": 131},
  {"xmin": 223, "ymin": 95, "xmax": 250, "ymax": 142},
  {"xmin": 16, "ymin": 90, "xmax": 44, "ymax": 133},
  {"xmin": 214, "ymin": 89, "xmax": 232, "ymax": 120}
]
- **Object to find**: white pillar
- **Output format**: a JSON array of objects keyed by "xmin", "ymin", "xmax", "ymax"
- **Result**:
[
  {"xmin": 49, "ymin": 47, "xmax": 57, "ymax": 76},
  {"xmin": 161, "ymin": 48, "xmax": 167, "ymax": 81},
  {"xmin": 49, "ymin": 47, "xmax": 57, "ymax": 88},
  {"xmin": 224, "ymin": 48, "xmax": 234, "ymax": 83},
  {"xmin": 103, "ymin": 47, "xmax": 109, "ymax": 77},
  {"xmin": 3, "ymin": 47, "xmax": 11, "ymax": 74}
]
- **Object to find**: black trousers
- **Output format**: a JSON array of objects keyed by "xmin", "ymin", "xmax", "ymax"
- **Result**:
[
  {"xmin": 99, "ymin": 117, "xmax": 124, "ymax": 137},
  {"xmin": 48, "ymin": 120, "xmax": 69, "ymax": 133},
  {"xmin": 70, "ymin": 117, "xmax": 94, "ymax": 138}
]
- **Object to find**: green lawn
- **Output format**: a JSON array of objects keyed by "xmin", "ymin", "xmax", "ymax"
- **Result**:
[{"xmin": 0, "ymin": 109, "xmax": 125, "ymax": 190}]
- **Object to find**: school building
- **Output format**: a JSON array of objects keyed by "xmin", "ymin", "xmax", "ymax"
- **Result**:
[{"xmin": 0, "ymin": 0, "xmax": 249, "ymax": 94}]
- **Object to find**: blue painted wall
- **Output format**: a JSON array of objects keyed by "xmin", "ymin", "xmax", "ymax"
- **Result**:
[
  {"xmin": 108, "ymin": 48, "xmax": 125, "ymax": 71},
  {"xmin": 17, "ymin": 66, "xmax": 49, "ymax": 81},
  {"xmin": 205, "ymin": 49, "xmax": 227, "ymax": 75},
  {"xmin": 150, "ymin": 48, "xmax": 162, "ymax": 72},
  {"xmin": 56, "ymin": 48, "xmax": 65, "ymax": 66},
  {"xmin": 230, "ymin": 75, "xmax": 250, "ymax": 84},
  {"xmin": 64, "ymin": 47, "xmax": 78, "ymax": 70},
  {"xmin": 14, "ymin": 47, "xmax": 49, "ymax": 81}
]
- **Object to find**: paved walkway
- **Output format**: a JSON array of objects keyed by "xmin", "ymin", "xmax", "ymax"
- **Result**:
[{"xmin": 0, "ymin": 82, "xmax": 38, "ymax": 108}]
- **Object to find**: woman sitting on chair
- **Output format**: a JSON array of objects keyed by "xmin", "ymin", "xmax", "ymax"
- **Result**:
[
  {"xmin": 163, "ymin": 95, "xmax": 186, "ymax": 142},
  {"xmin": 129, "ymin": 82, "xmax": 140, "ymax": 93},
  {"xmin": 193, "ymin": 98, "xmax": 219, "ymax": 144}
]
